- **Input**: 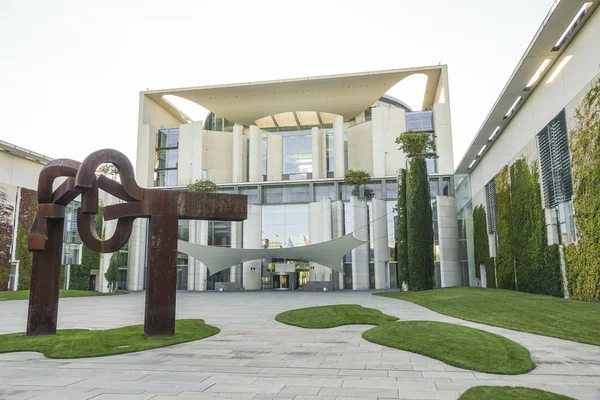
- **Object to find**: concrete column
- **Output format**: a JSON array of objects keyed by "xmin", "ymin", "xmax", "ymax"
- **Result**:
[
  {"xmin": 98, "ymin": 193, "xmax": 119, "ymax": 293},
  {"xmin": 312, "ymin": 127, "xmax": 322, "ymax": 179},
  {"xmin": 187, "ymin": 220, "xmax": 196, "ymax": 290},
  {"xmin": 332, "ymin": 201, "xmax": 345, "ymax": 289},
  {"xmin": 230, "ymin": 221, "xmax": 243, "ymax": 283},
  {"xmin": 333, "ymin": 115, "xmax": 345, "ymax": 178},
  {"xmin": 193, "ymin": 220, "xmax": 208, "ymax": 291},
  {"xmin": 127, "ymin": 218, "xmax": 146, "ymax": 291},
  {"xmin": 433, "ymin": 103, "xmax": 454, "ymax": 175},
  {"xmin": 350, "ymin": 196, "xmax": 369, "ymax": 290},
  {"xmin": 545, "ymin": 208, "xmax": 560, "ymax": 245},
  {"xmin": 232, "ymin": 124, "xmax": 244, "ymax": 183},
  {"xmin": 178, "ymin": 121, "xmax": 204, "ymax": 185},
  {"xmin": 248, "ymin": 125, "xmax": 262, "ymax": 182},
  {"xmin": 437, "ymin": 196, "xmax": 462, "ymax": 287},
  {"xmin": 308, "ymin": 199, "xmax": 332, "ymax": 281},
  {"xmin": 267, "ymin": 133, "xmax": 282, "ymax": 181},
  {"xmin": 243, "ymin": 205, "xmax": 262, "ymax": 290},
  {"xmin": 372, "ymin": 198, "xmax": 389, "ymax": 289},
  {"xmin": 136, "ymin": 124, "xmax": 157, "ymax": 187}
]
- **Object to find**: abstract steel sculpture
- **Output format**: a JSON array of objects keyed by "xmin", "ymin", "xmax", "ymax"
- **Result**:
[{"xmin": 26, "ymin": 149, "xmax": 247, "ymax": 337}]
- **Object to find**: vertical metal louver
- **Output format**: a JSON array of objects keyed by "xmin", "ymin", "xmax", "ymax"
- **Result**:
[
  {"xmin": 537, "ymin": 109, "xmax": 573, "ymax": 208},
  {"xmin": 484, "ymin": 179, "xmax": 497, "ymax": 234}
]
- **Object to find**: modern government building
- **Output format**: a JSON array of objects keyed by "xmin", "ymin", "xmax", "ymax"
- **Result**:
[{"xmin": 1, "ymin": 0, "xmax": 598, "ymax": 295}]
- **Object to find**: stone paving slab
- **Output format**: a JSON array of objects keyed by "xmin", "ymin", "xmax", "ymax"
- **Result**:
[{"xmin": 0, "ymin": 290, "xmax": 599, "ymax": 399}]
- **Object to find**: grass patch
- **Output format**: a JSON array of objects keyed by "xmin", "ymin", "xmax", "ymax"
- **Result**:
[
  {"xmin": 275, "ymin": 304, "xmax": 398, "ymax": 328},
  {"xmin": 0, "ymin": 319, "xmax": 219, "ymax": 358},
  {"xmin": 363, "ymin": 321, "xmax": 534, "ymax": 374},
  {"xmin": 276, "ymin": 304, "xmax": 534, "ymax": 374},
  {"xmin": 460, "ymin": 386, "xmax": 573, "ymax": 399},
  {"xmin": 375, "ymin": 287, "xmax": 600, "ymax": 346},
  {"xmin": 0, "ymin": 290, "xmax": 126, "ymax": 301}
]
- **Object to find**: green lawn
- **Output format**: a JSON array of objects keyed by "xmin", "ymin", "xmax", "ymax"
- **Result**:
[
  {"xmin": 363, "ymin": 321, "xmax": 534, "ymax": 374},
  {"xmin": 0, "ymin": 290, "xmax": 126, "ymax": 301},
  {"xmin": 0, "ymin": 319, "xmax": 219, "ymax": 358},
  {"xmin": 276, "ymin": 304, "xmax": 534, "ymax": 374},
  {"xmin": 275, "ymin": 304, "xmax": 398, "ymax": 328},
  {"xmin": 460, "ymin": 386, "xmax": 573, "ymax": 400},
  {"xmin": 375, "ymin": 287, "xmax": 600, "ymax": 346}
]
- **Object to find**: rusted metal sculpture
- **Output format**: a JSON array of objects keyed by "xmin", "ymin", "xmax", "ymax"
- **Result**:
[{"xmin": 27, "ymin": 149, "xmax": 247, "ymax": 337}]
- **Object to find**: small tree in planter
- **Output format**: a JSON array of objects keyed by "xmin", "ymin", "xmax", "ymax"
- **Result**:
[
  {"xmin": 187, "ymin": 179, "xmax": 218, "ymax": 193},
  {"xmin": 344, "ymin": 169, "xmax": 374, "ymax": 200}
]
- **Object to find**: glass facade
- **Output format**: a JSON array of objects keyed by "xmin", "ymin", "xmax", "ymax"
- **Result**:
[
  {"xmin": 262, "ymin": 204, "xmax": 309, "ymax": 249},
  {"xmin": 282, "ymin": 130, "xmax": 312, "ymax": 180},
  {"xmin": 155, "ymin": 128, "xmax": 179, "ymax": 187}
]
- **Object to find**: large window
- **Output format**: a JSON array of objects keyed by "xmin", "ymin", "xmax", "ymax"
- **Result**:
[
  {"xmin": 155, "ymin": 128, "xmax": 179, "ymax": 187},
  {"xmin": 282, "ymin": 131, "xmax": 312, "ymax": 180},
  {"xmin": 538, "ymin": 109, "xmax": 573, "ymax": 208},
  {"xmin": 262, "ymin": 204, "xmax": 309, "ymax": 248},
  {"xmin": 314, "ymin": 183, "xmax": 336, "ymax": 201},
  {"xmin": 406, "ymin": 111, "xmax": 434, "ymax": 132},
  {"xmin": 239, "ymin": 186, "xmax": 259, "ymax": 204}
]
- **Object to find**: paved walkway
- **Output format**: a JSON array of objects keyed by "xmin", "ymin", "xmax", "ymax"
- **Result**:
[{"xmin": 0, "ymin": 291, "xmax": 599, "ymax": 400}]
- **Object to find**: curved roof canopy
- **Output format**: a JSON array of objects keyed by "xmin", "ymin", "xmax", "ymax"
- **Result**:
[
  {"xmin": 177, "ymin": 233, "xmax": 366, "ymax": 276},
  {"xmin": 144, "ymin": 66, "xmax": 443, "ymax": 126}
]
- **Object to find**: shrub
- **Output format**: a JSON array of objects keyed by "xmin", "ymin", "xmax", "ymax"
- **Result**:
[{"xmin": 187, "ymin": 179, "xmax": 218, "ymax": 193}]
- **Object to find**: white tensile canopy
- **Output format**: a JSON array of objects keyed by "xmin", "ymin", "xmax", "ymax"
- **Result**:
[{"xmin": 177, "ymin": 233, "xmax": 366, "ymax": 276}]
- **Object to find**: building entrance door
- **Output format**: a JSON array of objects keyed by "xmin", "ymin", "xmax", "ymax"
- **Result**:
[{"xmin": 271, "ymin": 272, "xmax": 296, "ymax": 290}]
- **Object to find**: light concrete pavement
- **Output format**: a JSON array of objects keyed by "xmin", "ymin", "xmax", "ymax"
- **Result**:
[{"xmin": 1, "ymin": 291, "xmax": 599, "ymax": 400}]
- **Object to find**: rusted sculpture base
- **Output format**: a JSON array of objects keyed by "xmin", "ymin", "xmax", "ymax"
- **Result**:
[
  {"xmin": 144, "ymin": 216, "xmax": 178, "ymax": 336},
  {"xmin": 26, "ymin": 219, "xmax": 64, "ymax": 336}
]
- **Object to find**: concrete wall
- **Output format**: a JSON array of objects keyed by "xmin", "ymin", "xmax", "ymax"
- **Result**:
[
  {"xmin": 433, "ymin": 103, "xmax": 454, "ymax": 175},
  {"xmin": 178, "ymin": 121, "xmax": 204, "ymax": 186},
  {"xmin": 371, "ymin": 107, "xmax": 407, "ymax": 177},
  {"xmin": 203, "ymin": 130, "xmax": 233, "ymax": 183},
  {"xmin": 470, "ymin": 11, "xmax": 600, "ymax": 197},
  {"xmin": 0, "ymin": 151, "xmax": 44, "ymax": 190},
  {"xmin": 267, "ymin": 133, "xmax": 282, "ymax": 181},
  {"xmin": 347, "ymin": 121, "xmax": 373, "ymax": 175}
]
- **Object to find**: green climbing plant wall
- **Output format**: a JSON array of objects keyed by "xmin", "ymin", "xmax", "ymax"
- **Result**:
[
  {"xmin": 564, "ymin": 79, "xmax": 600, "ymax": 301},
  {"xmin": 494, "ymin": 166, "xmax": 515, "ymax": 290},
  {"xmin": 473, "ymin": 204, "xmax": 494, "ymax": 286},
  {"xmin": 16, "ymin": 188, "xmax": 38, "ymax": 290},
  {"xmin": 396, "ymin": 168, "xmax": 409, "ymax": 289}
]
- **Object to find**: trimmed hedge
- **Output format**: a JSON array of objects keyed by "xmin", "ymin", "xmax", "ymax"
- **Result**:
[
  {"xmin": 494, "ymin": 166, "xmax": 516, "ymax": 290},
  {"xmin": 564, "ymin": 79, "xmax": 600, "ymax": 301},
  {"xmin": 68, "ymin": 264, "xmax": 91, "ymax": 290},
  {"xmin": 396, "ymin": 168, "xmax": 409, "ymax": 288},
  {"xmin": 406, "ymin": 157, "xmax": 435, "ymax": 290}
]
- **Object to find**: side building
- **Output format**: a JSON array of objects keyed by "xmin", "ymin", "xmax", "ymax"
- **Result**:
[
  {"xmin": 129, "ymin": 65, "xmax": 463, "ymax": 291},
  {"xmin": 0, "ymin": 140, "xmax": 98, "ymax": 291},
  {"xmin": 456, "ymin": 0, "xmax": 600, "ymax": 297}
]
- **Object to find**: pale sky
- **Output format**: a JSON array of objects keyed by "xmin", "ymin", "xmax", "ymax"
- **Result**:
[{"xmin": 0, "ymin": 0, "xmax": 554, "ymax": 169}]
